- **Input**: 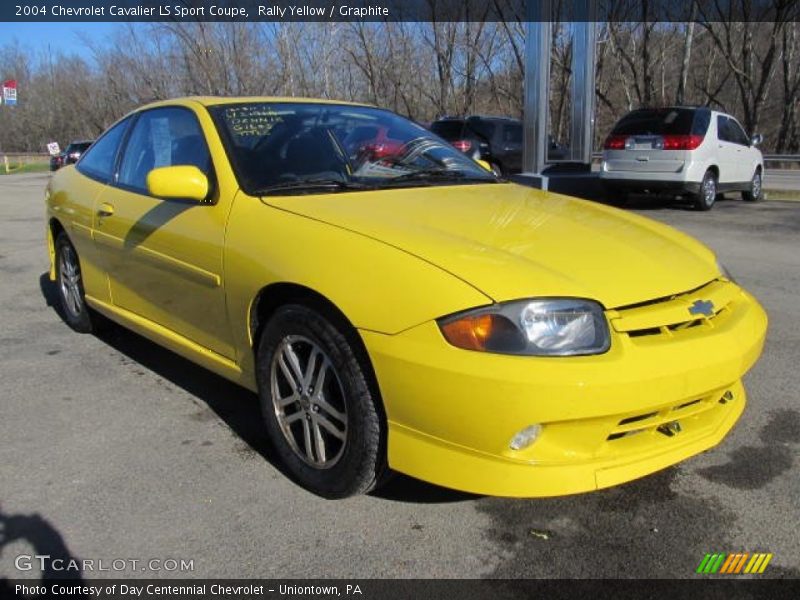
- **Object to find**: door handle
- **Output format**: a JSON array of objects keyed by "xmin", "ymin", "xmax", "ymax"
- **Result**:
[{"xmin": 97, "ymin": 203, "xmax": 115, "ymax": 217}]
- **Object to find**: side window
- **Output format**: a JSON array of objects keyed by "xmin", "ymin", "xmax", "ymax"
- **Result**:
[
  {"xmin": 729, "ymin": 119, "xmax": 750, "ymax": 146},
  {"xmin": 503, "ymin": 124, "xmax": 523, "ymax": 144},
  {"xmin": 466, "ymin": 119, "xmax": 496, "ymax": 141},
  {"xmin": 692, "ymin": 110, "xmax": 711, "ymax": 136},
  {"xmin": 118, "ymin": 107, "xmax": 211, "ymax": 193},
  {"xmin": 716, "ymin": 116, "xmax": 731, "ymax": 142},
  {"xmin": 76, "ymin": 117, "xmax": 131, "ymax": 182}
]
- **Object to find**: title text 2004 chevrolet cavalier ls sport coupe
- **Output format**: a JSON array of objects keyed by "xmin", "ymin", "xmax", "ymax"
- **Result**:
[{"xmin": 45, "ymin": 98, "xmax": 767, "ymax": 498}]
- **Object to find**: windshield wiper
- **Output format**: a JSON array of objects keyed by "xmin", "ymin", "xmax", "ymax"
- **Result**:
[
  {"xmin": 383, "ymin": 168, "xmax": 495, "ymax": 185},
  {"xmin": 256, "ymin": 178, "xmax": 373, "ymax": 196}
]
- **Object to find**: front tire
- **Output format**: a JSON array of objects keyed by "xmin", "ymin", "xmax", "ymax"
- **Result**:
[
  {"xmin": 255, "ymin": 304, "xmax": 386, "ymax": 498},
  {"xmin": 693, "ymin": 170, "xmax": 718, "ymax": 211},
  {"xmin": 742, "ymin": 169, "xmax": 763, "ymax": 202},
  {"xmin": 54, "ymin": 232, "xmax": 95, "ymax": 333}
]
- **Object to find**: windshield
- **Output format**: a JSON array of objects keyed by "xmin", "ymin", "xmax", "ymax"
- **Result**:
[{"xmin": 210, "ymin": 103, "xmax": 496, "ymax": 195}]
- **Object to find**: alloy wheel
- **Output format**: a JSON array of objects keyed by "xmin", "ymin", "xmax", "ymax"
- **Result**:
[
  {"xmin": 58, "ymin": 244, "xmax": 83, "ymax": 318},
  {"xmin": 752, "ymin": 172, "xmax": 762, "ymax": 199},
  {"xmin": 270, "ymin": 335, "xmax": 348, "ymax": 469},
  {"xmin": 702, "ymin": 175, "xmax": 716, "ymax": 207}
]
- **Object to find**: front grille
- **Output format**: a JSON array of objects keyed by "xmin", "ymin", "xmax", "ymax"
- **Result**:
[
  {"xmin": 605, "ymin": 389, "xmax": 732, "ymax": 442},
  {"xmin": 610, "ymin": 279, "xmax": 739, "ymax": 339}
]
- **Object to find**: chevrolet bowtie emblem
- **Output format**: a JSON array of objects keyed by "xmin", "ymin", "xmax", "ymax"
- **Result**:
[{"xmin": 689, "ymin": 299, "xmax": 715, "ymax": 317}]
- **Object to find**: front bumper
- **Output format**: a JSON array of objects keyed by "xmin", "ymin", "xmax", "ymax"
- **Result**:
[{"xmin": 361, "ymin": 285, "xmax": 767, "ymax": 497}]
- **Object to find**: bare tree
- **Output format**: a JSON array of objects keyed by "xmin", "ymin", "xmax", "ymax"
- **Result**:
[
  {"xmin": 675, "ymin": 12, "xmax": 697, "ymax": 104},
  {"xmin": 3, "ymin": 5, "xmax": 800, "ymax": 155},
  {"xmin": 777, "ymin": 22, "xmax": 800, "ymax": 152},
  {"xmin": 696, "ymin": 3, "xmax": 793, "ymax": 135}
]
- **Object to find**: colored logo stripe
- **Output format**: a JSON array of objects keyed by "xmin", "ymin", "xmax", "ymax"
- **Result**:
[
  {"xmin": 720, "ymin": 553, "xmax": 748, "ymax": 573},
  {"xmin": 744, "ymin": 553, "xmax": 773, "ymax": 574},
  {"xmin": 697, "ymin": 553, "xmax": 726, "ymax": 573},
  {"xmin": 697, "ymin": 553, "xmax": 773, "ymax": 574}
]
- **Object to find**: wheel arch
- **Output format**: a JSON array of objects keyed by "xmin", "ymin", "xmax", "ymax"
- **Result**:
[
  {"xmin": 49, "ymin": 216, "xmax": 66, "ymax": 239},
  {"xmin": 47, "ymin": 217, "xmax": 67, "ymax": 280},
  {"xmin": 248, "ymin": 282, "xmax": 386, "ymax": 419},
  {"xmin": 250, "ymin": 283, "xmax": 346, "ymax": 348}
]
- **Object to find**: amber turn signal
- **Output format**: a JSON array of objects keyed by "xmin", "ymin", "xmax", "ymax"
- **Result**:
[{"xmin": 440, "ymin": 314, "xmax": 497, "ymax": 351}]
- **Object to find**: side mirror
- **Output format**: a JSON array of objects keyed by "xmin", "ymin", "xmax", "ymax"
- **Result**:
[
  {"xmin": 146, "ymin": 165, "xmax": 209, "ymax": 202},
  {"xmin": 751, "ymin": 133, "xmax": 763, "ymax": 147}
]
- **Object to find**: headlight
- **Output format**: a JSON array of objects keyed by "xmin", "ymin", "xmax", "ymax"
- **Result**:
[{"xmin": 438, "ymin": 298, "xmax": 610, "ymax": 356}]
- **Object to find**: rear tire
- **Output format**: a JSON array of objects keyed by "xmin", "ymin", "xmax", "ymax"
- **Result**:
[
  {"xmin": 742, "ymin": 169, "xmax": 763, "ymax": 202},
  {"xmin": 255, "ymin": 304, "xmax": 387, "ymax": 498},
  {"xmin": 54, "ymin": 232, "xmax": 95, "ymax": 333},
  {"xmin": 693, "ymin": 170, "xmax": 717, "ymax": 211}
]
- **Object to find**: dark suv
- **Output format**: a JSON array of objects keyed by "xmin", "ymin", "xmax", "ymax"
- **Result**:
[
  {"xmin": 430, "ymin": 116, "xmax": 566, "ymax": 176},
  {"xmin": 50, "ymin": 140, "xmax": 93, "ymax": 171}
]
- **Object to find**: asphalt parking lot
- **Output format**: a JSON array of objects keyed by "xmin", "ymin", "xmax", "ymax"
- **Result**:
[{"xmin": 1, "ymin": 172, "xmax": 798, "ymax": 580}]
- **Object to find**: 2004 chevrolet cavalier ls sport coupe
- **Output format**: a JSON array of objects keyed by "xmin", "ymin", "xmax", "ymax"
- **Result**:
[{"xmin": 45, "ymin": 97, "xmax": 768, "ymax": 498}]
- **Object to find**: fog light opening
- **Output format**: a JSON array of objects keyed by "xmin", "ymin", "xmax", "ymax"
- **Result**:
[{"xmin": 509, "ymin": 424, "xmax": 543, "ymax": 451}]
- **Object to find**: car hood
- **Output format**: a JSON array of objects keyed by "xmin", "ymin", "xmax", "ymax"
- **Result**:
[{"xmin": 263, "ymin": 183, "xmax": 719, "ymax": 309}]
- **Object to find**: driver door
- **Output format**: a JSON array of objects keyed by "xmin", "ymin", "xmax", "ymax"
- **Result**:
[{"xmin": 93, "ymin": 106, "xmax": 234, "ymax": 358}]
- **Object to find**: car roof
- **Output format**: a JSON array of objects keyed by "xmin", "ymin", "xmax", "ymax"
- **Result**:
[
  {"xmin": 138, "ymin": 96, "xmax": 374, "ymax": 111},
  {"xmin": 628, "ymin": 106, "xmax": 707, "ymax": 112},
  {"xmin": 434, "ymin": 115, "xmax": 520, "ymax": 123},
  {"xmin": 624, "ymin": 106, "xmax": 740, "ymax": 120}
]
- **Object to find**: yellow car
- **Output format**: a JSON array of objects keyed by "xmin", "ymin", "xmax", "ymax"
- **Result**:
[{"xmin": 46, "ymin": 97, "xmax": 768, "ymax": 498}]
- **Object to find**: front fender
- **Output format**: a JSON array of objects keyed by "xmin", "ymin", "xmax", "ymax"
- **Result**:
[{"xmin": 224, "ymin": 191, "xmax": 491, "ymax": 382}]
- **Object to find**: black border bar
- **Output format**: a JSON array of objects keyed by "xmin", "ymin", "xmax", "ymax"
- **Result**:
[
  {"xmin": 4, "ymin": 579, "xmax": 800, "ymax": 600},
  {"xmin": 3, "ymin": 0, "xmax": 800, "ymax": 23}
]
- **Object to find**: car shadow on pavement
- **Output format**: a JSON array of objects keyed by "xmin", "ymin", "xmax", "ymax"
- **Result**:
[
  {"xmin": 603, "ymin": 194, "xmax": 740, "ymax": 212},
  {"xmin": 39, "ymin": 273, "xmax": 478, "ymax": 505},
  {"xmin": 371, "ymin": 475, "xmax": 480, "ymax": 504}
]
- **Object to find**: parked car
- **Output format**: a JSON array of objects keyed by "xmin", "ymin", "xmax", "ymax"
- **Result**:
[
  {"xmin": 49, "ymin": 153, "xmax": 64, "ymax": 171},
  {"xmin": 46, "ymin": 97, "xmax": 767, "ymax": 498},
  {"xmin": 430, "ymin": 116, "xmax": 566, "ymax": 175},
  {"xmin": 50, "ymin": 140, "xmax": 93, "ymax": 172},
  {"xmin": 600, "ymin": 107, "xmax": 764, "ymax": 210}
]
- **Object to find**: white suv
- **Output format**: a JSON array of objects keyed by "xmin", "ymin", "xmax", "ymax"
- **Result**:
[{"xmin": 600, "ymin": 107, "xmax": 764, "ymax": 210}]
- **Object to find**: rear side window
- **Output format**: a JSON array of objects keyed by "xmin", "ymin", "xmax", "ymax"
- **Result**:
[
  {"xmin": 612, "ymin": 109, "xmax": 696, "ymax": 136},
  {"xmin": 717, "ymin": 116, "xmax": 730, "ymax": 142},
  {"xmin": 76, "ymin": 118, "xmax": 131, "ymax": 182},
  {"xmin": 503, "ymin": 123, "xmax": 523, "ymax": 144},
  {"xmin": 431, "ymin": 120, "xmax": 465, "ymax": 140},
  {"xmin": 118, "ymin": 107, "xmax": 211, "ymax": 193},
  {"xmin": 692, "ymin": 110, "xmax": 711, "ymax": 136}
]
